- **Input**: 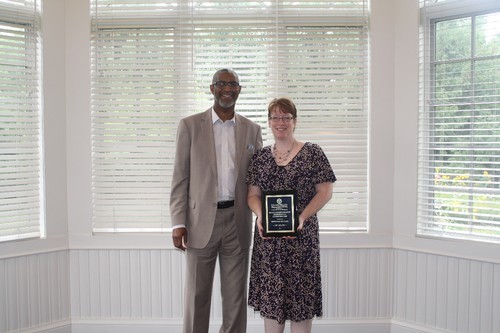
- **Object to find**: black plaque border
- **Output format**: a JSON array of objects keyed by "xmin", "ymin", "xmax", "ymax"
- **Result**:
[{"xmin": 262, "ymin": 189, "xmax": 298, "ymax": 237}]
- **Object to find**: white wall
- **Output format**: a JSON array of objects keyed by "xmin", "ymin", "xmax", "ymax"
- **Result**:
[{"xmin": 0, "ymin": 0, "xmax": 499, "ymax": 333}]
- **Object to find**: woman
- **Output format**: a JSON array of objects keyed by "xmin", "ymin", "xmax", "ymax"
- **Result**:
[{"xmin": 246, "ymin": 97, "xmax": 337, "ymax": 333}]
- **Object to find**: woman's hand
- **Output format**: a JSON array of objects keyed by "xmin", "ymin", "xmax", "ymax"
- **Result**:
[
  {"xmin": 256, "ymin": 215, "xmax": 273, "ymax": 240},
  {"xmin": 247, "ymin": 185, "xmax": 269, "ymax": 239},
  {"xmin": 255, "ymin": 215, "xmax": 264, "ymax": 238},
  {"xmin": 297, "ymin": 215, "xmax": 306, "ymax": 232}
]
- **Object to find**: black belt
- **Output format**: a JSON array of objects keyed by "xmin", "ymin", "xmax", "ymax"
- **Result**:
[{"xmin": 217, "ymin": 200, "xmax": 234, "ymax": 209}]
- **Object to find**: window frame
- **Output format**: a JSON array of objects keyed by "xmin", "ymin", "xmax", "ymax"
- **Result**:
[
  {"xmin": 0, "ymin": 0, "xmax": 44, "ymax": 243},
  {"xmin": 417, "ymin": 0, "xmax": 500, "ymax": 244},
  {"xmin": 90, "ymin": 0, "xmax": 370, "ymax": 234}
]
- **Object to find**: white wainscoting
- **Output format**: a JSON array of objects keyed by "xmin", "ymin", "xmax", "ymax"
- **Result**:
[
  {"xmin": 67, "ymin": 248, "xmax": 393, "ymax": 322},
  {"xmin": 0, "ymin": 251, "xmax": 70, "ymax": 333},
  {"xmin": 1, "ymin": 248, "xmax": 499, "ymax": 333},
  {"xmin": 393, "ymin": 249, "xmax": 500, "ymax": 333}
]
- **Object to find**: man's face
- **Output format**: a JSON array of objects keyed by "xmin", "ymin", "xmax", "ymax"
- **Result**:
[{"xmin": 210, "ymin": 72, "xmax": 241, "ymax": 109}]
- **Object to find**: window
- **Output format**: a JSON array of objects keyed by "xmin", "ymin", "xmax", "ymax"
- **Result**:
[
  {"xmin": 0, "ymin": 0, "xmax": 44, "ymax": 242},
  {"xmin": 418, "ymin": 0, "xmax": 500, "ymax": 243},
  {"xmin": 90, "ymin": 0, "xmax": 369, "ymax": 233}
]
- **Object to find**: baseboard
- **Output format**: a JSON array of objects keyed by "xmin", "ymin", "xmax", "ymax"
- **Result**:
[
  {"xmin": 67, "ymin": 319, "xmax": 451, "ymax": 333},
  {"xmin": 293, "ymin": 319, "xmax": 391, "ymax": 333},
  {"xmin": 16, "ymin": 321, "xmax": 71, "ymax": 333},
  {"xmin": 71, "ymin": 320, "xmax": 181, "ymax": 333},
  {"xmin": 391, "ymin": 320, "xmax": 454, "ymax": 333},
  {"xmin": 71, "ymin": 318, "xmax": 392, "ymax": 333}
]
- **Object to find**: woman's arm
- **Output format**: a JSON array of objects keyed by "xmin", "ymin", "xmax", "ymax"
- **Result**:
[
  {"xmin": 247, "ymin": 184, "xmax": 264, "ymax": 237},
  {"xmin": 298, "ymin": 182, "xmax": 333, "ymax": 231}
]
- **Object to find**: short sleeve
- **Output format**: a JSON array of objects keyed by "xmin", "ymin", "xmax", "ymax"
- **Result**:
[{"xmin": 310, "ymin": 143, "xmax": 337, "ymax": 185}]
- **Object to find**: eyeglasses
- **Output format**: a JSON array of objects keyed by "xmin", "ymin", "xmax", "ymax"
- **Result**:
[
  {"xmin": 212, "ymin": 81, "xmax": 240, "ymax": 88},
  {"xmin": 269, "ymin": 116, "xmax": 294, "ymax": 123}
]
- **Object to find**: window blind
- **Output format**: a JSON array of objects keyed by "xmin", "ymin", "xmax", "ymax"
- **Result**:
[
  {"xmin": 418, "ymin": 0, "xmax": 500, "ymax": 243},
  {"xmin": 91, "ymin": 0, "xmax": 369, "ymax": 233},
  {"xmin": 0, "ymin": 0, "xmax": 43, "ymax": 242}
]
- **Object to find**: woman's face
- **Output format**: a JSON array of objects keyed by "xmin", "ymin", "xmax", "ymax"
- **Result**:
[{"xmin": 269, "ymin": 106, "xmax": 296, "ymax": 140}]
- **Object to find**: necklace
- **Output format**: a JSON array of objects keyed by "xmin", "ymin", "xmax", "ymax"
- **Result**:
[{"xmin": 272, "ymin": 140, "xmax": 296, "ymax": 162}]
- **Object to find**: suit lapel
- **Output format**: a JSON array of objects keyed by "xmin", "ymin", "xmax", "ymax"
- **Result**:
[
  {"xmin": 234, "ymin": 114, "xmax": 248, "ymax": 181},
  {"xmin": 200, "ymin": 109, "xmax": 217, "ymax": 179}
]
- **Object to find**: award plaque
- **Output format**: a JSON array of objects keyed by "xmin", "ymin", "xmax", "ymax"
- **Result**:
[{"xmin": 262, "ymin": 190, "xmax": 298, "ymax": 237}]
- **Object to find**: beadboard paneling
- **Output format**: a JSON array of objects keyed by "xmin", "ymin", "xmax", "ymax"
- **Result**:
[
  {"xmin": 2, "ymin": 248, "xmax": 499, "ymax": 333},
  {"xmin": 68, "ymin": 248, "xmax": 393, "ymax": 322},
  {"xmin": 0, "ymin": 251, "xmax": 70, "ymax": 333},
  {"xmin": 69, "ymin": 249, "xmax": 186, "ymax": 320},
  {"xmin": 393, "ymin": 249, "xmax": 500, "ymax": 333},
  {"xmin": 321, "ymin": 248, "xmax": 393, "ymax": 319}
]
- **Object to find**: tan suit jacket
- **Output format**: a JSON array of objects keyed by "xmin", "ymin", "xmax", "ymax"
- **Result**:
[{"xmin": 170, "ymin": 108, "xmax": 263, "ymax": 249}]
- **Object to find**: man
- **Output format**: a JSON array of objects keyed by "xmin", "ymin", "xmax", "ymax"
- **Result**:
[{"xmin": 170, "ymin": 68, "xmax": 263, "ymax": 333}]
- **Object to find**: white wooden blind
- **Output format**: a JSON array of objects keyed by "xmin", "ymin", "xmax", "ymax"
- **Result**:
[
  {"xmin": 418, "ymin": 0, "xmax": 500, "ymax": 243},
  {"xmin": 91, "ymin": 0, "xmax": 368, "ymax": 233},
  {"xmin": 0, "ymin": 0, "xmax": 43, "ymax": 242}
]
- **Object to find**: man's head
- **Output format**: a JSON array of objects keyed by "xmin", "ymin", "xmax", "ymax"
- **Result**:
[{"xmin": 210, "ymin": 68, "xmax": 241, "ymax": 110}]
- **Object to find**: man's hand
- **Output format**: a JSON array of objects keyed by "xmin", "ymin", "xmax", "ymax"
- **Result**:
[{"xmin": 172, "ymin": 227, "xmax": 187, "ymax": 251}]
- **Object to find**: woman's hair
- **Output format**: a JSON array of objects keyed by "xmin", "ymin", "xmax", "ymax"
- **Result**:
[{"xmin": 267, "ymin": 97, "xmax": 297, "ymax": 119}]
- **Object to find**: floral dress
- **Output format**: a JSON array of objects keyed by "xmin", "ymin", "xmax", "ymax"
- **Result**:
[{"xmin": 246, "ymin": 142, "xmax": 336, "ymax": 324}]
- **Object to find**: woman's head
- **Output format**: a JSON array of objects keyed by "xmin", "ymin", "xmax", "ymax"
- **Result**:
[
  {"xmin": 268, "ymin": 97, "xmax": 297, "ymax": 138},
  {"xmin": 267, "ymin": 97, "xmax": 297, "ymax": 119}
]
